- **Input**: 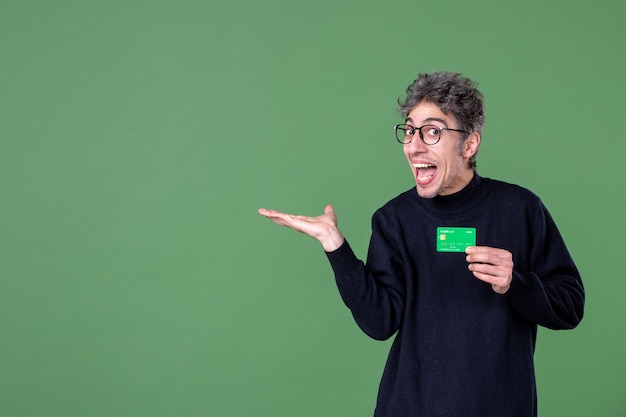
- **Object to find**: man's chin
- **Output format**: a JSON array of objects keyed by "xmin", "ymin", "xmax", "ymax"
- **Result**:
[{"xmin": 415, "ymin": 184, "xmax": 439, "ymax": 199}]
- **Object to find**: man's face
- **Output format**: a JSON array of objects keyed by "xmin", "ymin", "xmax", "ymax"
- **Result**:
[{"xmin": 403, "ymin": 101, "xmax": 478, "ymax": 199}]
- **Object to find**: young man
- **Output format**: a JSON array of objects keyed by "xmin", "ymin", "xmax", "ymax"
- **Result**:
[{"xmin": 258, "ymin": 71, "xmax": 584, "ymax": 417}]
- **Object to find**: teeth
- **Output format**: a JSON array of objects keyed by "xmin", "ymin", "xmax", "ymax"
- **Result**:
[{"xmin": 413, "ymin": 163, "xmax": 434, "ymax": 168}]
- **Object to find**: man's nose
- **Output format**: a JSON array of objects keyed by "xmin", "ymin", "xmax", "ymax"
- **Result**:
[{"xmin": 405, "ymin": 135, "xmax": 427, "ymax": 153}]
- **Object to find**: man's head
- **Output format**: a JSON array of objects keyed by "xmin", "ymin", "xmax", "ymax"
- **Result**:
[
  {"xmin": 396, "ymin": 72, "xmax": 484, "ymax": 198},
  {"xmin": 398, "ymin": 71, "xmax": 485, "ymax": 169}
]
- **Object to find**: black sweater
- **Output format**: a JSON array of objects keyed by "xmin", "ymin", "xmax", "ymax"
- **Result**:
[{"xmin": 326, "ymin": 174, "xmax": 584, "ymax": 417}]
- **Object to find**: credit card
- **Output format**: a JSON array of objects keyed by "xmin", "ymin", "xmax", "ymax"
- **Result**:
[{"xmin": 436, "ymin": 227, "xmax": 476, "ymax": 252}]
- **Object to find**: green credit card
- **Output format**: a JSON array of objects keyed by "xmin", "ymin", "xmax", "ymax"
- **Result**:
[{"xmin": 436, "ymin": 227, "xmax": 476, "ymax": 252}]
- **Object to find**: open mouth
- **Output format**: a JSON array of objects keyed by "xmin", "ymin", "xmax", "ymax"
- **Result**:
[{"xmin": 413, "ymin": 162, "xmax": 437, "ymax": 185}]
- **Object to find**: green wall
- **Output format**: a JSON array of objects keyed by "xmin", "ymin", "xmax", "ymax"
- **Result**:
[{"xmin": 1, "ymin": 0, "xmax": 624, "ymax": 415}]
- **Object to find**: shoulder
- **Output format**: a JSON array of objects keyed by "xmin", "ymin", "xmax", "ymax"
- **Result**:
[
  {"xmin": 482, "ymin": 177, "xmax": 543, "ymax": 207},
  {"xmin": 367, "ymin": 188, "xmax": 418, "ymax": 228},
  {"xmin": 377, "ymin": 187, "xmax": 418, "ymax": 214}
]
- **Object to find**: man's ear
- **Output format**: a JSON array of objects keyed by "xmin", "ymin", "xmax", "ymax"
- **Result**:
[{"xmin": 463, "ymin": 132, "xmax": 481, "ymax": 159}]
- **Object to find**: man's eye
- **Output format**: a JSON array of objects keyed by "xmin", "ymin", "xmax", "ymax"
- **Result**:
[
  {"xmin": 406, "ymin": 128, "xmax": 415, "ymax": 136},
  {"xmin": 425, "ymin": 127, "xmax": 440, "ymax": 137}
]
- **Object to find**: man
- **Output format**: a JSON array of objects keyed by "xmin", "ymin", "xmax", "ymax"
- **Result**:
[{"xmin": 258, "ymin": 71, "xmax": 584, "ymax": 417}]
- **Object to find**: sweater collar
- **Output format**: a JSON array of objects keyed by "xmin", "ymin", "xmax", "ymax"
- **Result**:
[{"xmin": 414, "ymin": 172, "xmax": 487, "ymax": 215}]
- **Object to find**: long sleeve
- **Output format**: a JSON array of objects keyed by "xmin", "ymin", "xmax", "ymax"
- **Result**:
[
  {"xmin": 505, "ymin": 202, "xmax": 585, "ymax": 329},
  {"xmin": 326, "ymin": 211, "xmax": 406, "ymax": 340}
]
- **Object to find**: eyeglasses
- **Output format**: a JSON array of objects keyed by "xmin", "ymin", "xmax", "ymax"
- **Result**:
[{"xmin": 394, "ymin": 124, "xmax": 470, "ymax": 145}]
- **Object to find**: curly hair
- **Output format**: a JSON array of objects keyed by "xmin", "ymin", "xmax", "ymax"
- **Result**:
[{"xmin": 397, "ymin": 72, "xmax": 485, "ymax": 168}]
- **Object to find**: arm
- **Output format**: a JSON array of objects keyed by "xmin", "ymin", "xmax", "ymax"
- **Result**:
[
  {"xmin": 326, "ymin": 211, "xmax": 406, "ymax": 340},
  {"xmin": 466, "ymin": 203, "xmax": 584, "ymax": 330},
  {"xmin": 259, "ymin": 205, "xmax": 405, "ymax": 340}
]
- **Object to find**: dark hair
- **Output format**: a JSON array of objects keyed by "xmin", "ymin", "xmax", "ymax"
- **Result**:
[{"xmin": 397, "ymin": 71, "xmax": 485, "ymax": 168}]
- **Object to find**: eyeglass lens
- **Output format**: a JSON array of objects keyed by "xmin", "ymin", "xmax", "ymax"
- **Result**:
[{"xmin": 396, "ymin": 124, "xmax": 441, "ymax": 145}]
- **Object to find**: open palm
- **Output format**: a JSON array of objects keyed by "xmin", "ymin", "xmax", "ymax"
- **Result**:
[{"xmin": 258, "ymin": 204, "xmax": 345, "ymax": 252}]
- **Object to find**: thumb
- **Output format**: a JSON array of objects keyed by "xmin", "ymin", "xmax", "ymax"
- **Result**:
[{"xmin": 324, "ymin": 204, "xmax": 335, "ymax": 214}]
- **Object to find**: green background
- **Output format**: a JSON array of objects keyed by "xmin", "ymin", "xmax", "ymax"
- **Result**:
[{"xmin": 1, "ymin": 0, "xmax": 624, "ymax": 416}]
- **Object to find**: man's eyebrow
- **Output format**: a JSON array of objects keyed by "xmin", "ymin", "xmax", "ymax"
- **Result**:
[{"xmin": 405, "ymin": 116, "xmax": 449, "ymax": 127}]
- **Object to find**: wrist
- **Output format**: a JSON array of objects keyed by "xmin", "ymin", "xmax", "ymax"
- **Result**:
[{"xmin": 320, "ymin": 229, "xmax": 345, "ymax": 252}]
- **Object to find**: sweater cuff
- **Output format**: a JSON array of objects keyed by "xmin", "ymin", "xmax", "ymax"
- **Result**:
[
  {"xmin": 505, "ymin": 271, "xmax": 539, "ymax": 302},
  {"xmin": 325, "ymin": 240, "xmax": 362, "ymax": 276}
]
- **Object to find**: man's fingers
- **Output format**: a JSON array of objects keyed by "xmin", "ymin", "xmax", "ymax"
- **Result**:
[
  {"xmin": 468, "ymin": 262, "xmax": 504, "ymax": 277},
  {"xmin": 465, "ymin": 245, "xmax": 513, "ymax": 294},
  {"xmin": 258, "ymin": 207, "xmax": 329, "ymax": 233},
  {"xmin": 258, "ymin": 208, "xmax": 283, "ymax": 218},
  {"xmin": 259, "ymin": 208, "xmax": 297, "ymax": 227},
  {"xmin": 465, "ymin": 246, "xmax": 512, "ymax": 265}
]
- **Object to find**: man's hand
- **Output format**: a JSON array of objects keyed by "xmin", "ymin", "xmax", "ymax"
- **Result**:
[
  {"xmin": 258, "ymin": 205, "xmax": 345, "ymax": 252},
  {"xmin": 465, "ymin": 246, "xmax": 514, "ymax": 294}
]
